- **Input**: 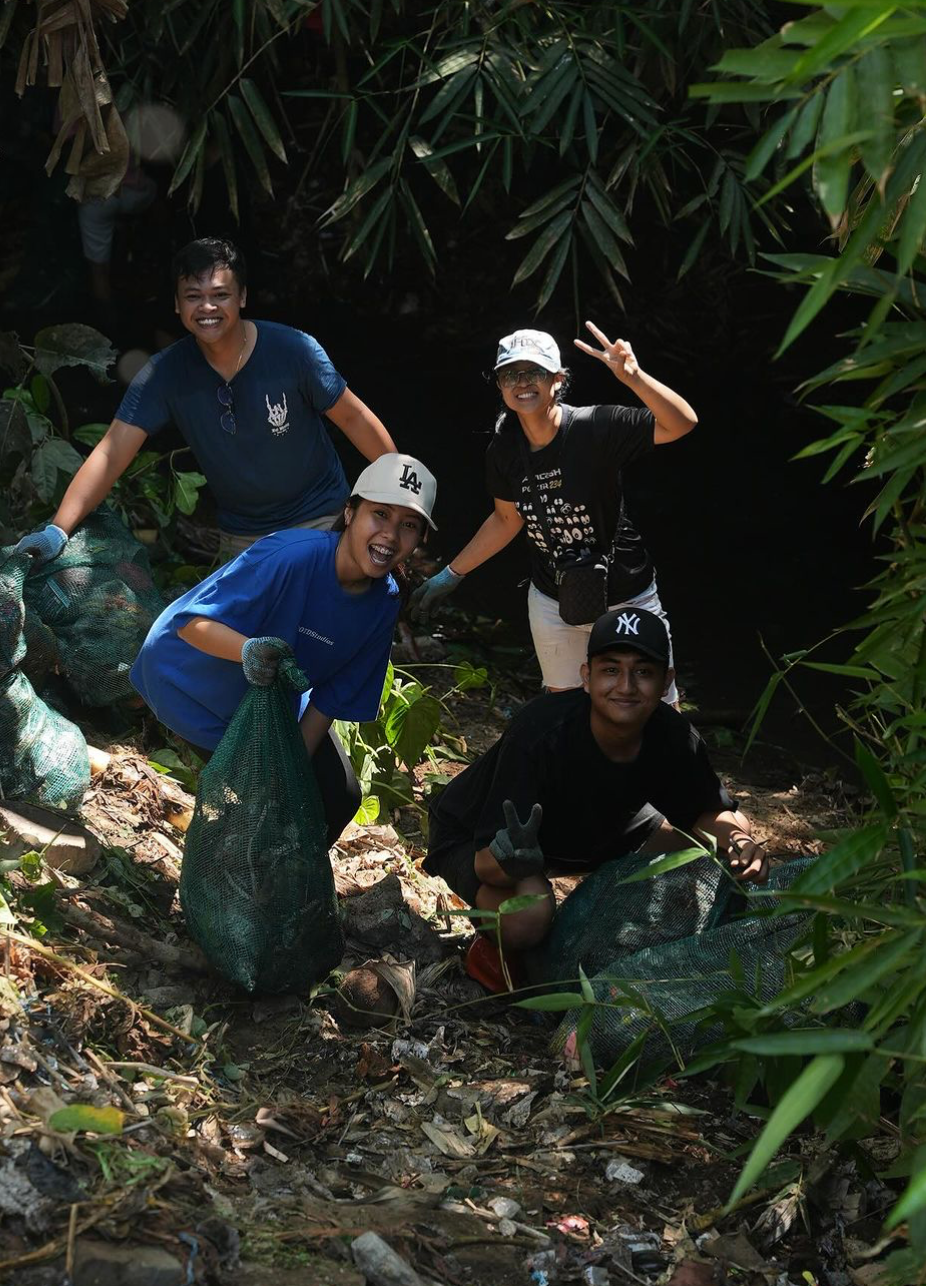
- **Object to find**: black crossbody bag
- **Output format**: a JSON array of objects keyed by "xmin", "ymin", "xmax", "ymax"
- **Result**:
[{"xmin": 518, "ymin": 434, "xmax": 619, "ymax": 627}]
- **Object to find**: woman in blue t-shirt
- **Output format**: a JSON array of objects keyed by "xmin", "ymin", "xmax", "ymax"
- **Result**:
[{"xmin": 132, "ymin": 453, "xmax": 437, "ymax": 845}]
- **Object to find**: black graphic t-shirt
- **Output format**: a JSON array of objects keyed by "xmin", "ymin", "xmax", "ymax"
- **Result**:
[
  {"xmin": 484, "ymin": 404, "xmax": 655, "ymax": 601},
  {"xmin": 426, "ymin": 690, "xmax": 734, "ymax": 872}
]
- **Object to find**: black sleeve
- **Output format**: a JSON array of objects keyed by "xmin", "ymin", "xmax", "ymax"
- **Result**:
[
  {"xmin": 595, "ymin": 404, "xmax": 656, "ymax": 471},
  {"xmin": 485, "ymin": 436, "xmax": 519, "ymax": 502},
  {"xmin": 645, "ymin": 714, "xmax": 734, "ymax": 831},
  {"xmin": 471, "ymin": 736, "xmax": 545, "ymax": 851}
]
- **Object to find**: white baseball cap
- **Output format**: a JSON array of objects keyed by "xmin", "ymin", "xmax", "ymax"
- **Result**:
[
  {"xmin": 352, "ymin": 453, "xmax": 438, "ymax": 531},
  {"xmin": 495, "ymin": 328, "xmax": 562, "ymax": 374}
]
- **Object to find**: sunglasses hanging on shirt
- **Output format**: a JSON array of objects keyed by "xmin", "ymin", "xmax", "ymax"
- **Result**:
[{"xmin": 217, "ymin": 384, "xmax": 236, "ymax": 435}]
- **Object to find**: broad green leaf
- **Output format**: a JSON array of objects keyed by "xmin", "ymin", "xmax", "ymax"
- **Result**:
[
  {"xmin": 385, "ymin": 692, "xmax": 441, "ymax": 768},
  {"xmin": 240, "ymin": 78, "xmax": 287, "ymax": 163},
  {"xmin": 49, "ymin": 1104, "xmax": 124, "ymax": 1135},
  {"xmin": 515, "ymin": 991, "xmax": 586, "ymax": 1012},
  {"xmin": 897, "ymin": 165, "xmax": 926, "ymax": 276},
  {"xmin": 690, "ymin": 83, "xmax": 802, "ymax": 103},
  {"xmin": 727, "ymin": 1055, "xmax": 845, "ymax": 1208},
  {"xmin": 353, "ymin": 795, "xmax": 380, "ymax": 825},
  {"xmin": 31, "ymin": 437, "xmax": 85, "ymax": 502},
  {"xmin": 894, "ymin": 38, "xmax": 926, "ymax": 97},
  {"xmin": 453, "ymin": 661, "xmax": 487, "ymax": 691},
  {"xmin": 33, "ymin": 324, "xmax": 116, "ymax": 381},
  {"xmin": 790, "ymin": 823, "xmax": 889, "ymax": 895},
  {"xmin": 512, "ymin": 210, "xmax": 572, "ymax": 286},
  {"xmin": 732, "ymin": 1030, "xmax": 873, "ymax": 1056},
  {"xmin": 617, "ymin": 846, "xmax": 708, "ymax": 884},
  {"xmin": 172, "ymin": 471, "xmax": 207, "ymax": 516},
  {"xmin": 228, "ymin": 94, "xmax": 273, "ymax": 196},
  {"xmin": 857, "ymin": 46, "xmax": 895, "ymax": 186},
  {"xmin": 498, "ymin": 893, "xmax": 549, "ymax": 916},
  {"xmin": 786, "ymin": 94, "xmax": 824, "ymax": 160},
  {"xmin": 713, "ymin": 46, "xmax": 800, "ymax": 82}
]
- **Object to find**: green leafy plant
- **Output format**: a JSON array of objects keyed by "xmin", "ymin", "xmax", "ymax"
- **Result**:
[{"xmin": 334, "ymin": 658, "xmax": 488, "ymax": 825}]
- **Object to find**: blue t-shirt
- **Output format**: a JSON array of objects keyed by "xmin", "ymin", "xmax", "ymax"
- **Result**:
[
  {"xmin": 131, "ymin": 530, "xmax": 399, "ymax": 750},
  {"xmin": 116, "ymin": 321, "xmax": 349, "ymax": 533}
]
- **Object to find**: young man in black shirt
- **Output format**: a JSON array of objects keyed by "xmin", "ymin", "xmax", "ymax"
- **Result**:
[{"xmin": 425, "ymin": 608, "xmax": 767, "ymax": 953}]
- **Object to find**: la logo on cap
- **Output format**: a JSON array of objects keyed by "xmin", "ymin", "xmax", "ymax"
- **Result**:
[
  {"xmin": 399, "ymin": 463, "xmax": 423, "ymax": 495},
  {"xmin": 614, "ymin": 612, "xmax": 640, "ymax": 635}
]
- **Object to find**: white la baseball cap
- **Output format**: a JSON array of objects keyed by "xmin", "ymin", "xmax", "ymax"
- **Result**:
[
  {"xmin": 352, "ymin": 453, "xmax": 438, "ymax": 530},
  {"xmin": 495, "ymin": 328, "xmax": 562, "ymax": 374}
]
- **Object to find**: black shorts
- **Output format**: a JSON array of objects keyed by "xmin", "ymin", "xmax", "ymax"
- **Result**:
[{"xmin": 423, "ymin": 803, "xmax": 666, "ymax": 906}]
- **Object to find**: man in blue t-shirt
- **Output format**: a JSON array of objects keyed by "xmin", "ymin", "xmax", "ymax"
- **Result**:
[{"xmin": 14, "ymin": 237, "xmax": 397, "ymax": 566}]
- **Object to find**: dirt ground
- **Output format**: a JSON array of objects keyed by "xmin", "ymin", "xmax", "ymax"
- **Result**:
[{"xmin": 0, "ymin": 652, "xmax": 904, "ymax": 1286}]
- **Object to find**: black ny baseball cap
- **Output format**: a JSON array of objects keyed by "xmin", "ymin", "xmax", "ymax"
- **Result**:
[{"xmin": 587, "ymin": 608, "xmax": 670, "ymax": 665}]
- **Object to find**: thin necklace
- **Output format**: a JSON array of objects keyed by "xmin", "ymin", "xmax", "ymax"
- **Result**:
[{"xmin": 232, "ymin": 321, "xmax": 249, "ymax": 379}]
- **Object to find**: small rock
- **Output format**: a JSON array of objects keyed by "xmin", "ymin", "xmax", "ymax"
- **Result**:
[
  {"xmin": 0, "ymin": 801, "xmax": 100, "ymax": 874},
  {"xmin": 489, "ymin": 1196, "xmax": 522, "ymax": 1219},
  {"xmin": 73, "ymin": 1239, "xmax": 185, "ymax": 1286},
  {"xmin": 350, "ymin": 1231, "xmax": 427, "ymax": 1286},
  {"xmin": 605, "ymin": 1159, "xmax": 644, "ymax": 1185}
]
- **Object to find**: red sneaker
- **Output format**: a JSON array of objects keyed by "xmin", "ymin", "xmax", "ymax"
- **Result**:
[{"xmin": 464, "ymin": 935, "xmax": 521, "ymax": 993}]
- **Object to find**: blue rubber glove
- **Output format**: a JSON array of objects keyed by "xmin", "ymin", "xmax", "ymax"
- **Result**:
[
  {"xmin": 241, "ymin": 636, "xmax": 294, "ymax": 687},
  {"xmin": 12, "ymin": 524, "xmax": 68, "ymax": 567},
  {"xmin": 409, "ymin": 565, "xmax": 465, "ymax": 624},
  {"xmin": 489, "ymin": 799, "xmax": 544, "ymax": 880}
]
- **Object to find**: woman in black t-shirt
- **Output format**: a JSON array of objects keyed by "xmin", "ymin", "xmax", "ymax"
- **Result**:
[{"xmin": 409, "ymin": 323, "xmax": 697, "ymax": 697}]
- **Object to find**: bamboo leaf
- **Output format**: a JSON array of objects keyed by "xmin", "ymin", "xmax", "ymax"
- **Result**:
[
  {"xmin": 518, "ymin": 176, "xmax": 583, "ymax": 221},
  {"xmin": 617, "ymin": 847, "xmax": 708, "ymax": 884},
  {"xmin": 168, "ymin": 116, "xmax": 207, "ymax": 197},
  {"xmin": 419, "ymin": 68, "xmax": 476, "ymax": 127},
  {"xmin": 515, "ymin": 992, "xmax": 586, "ymax": 1012},
  {"xmin": 812, "ymin": 931, "xmax": 920, "ymax": 1013},
  {"xmin": 586, "ymin": 177, "xmax": 633, "ymax": 244},
  {"xmin": 745, "ymin": 106, "xmax": 799, "ymax": 181},
  {"xmin": 227, "ymin": 94, "xmax": 273, "ymax": 196},
  {"xmin": 814, "ymin": 70, "xmax": 854, "ymax": 225},
  {"xmin": 884, "ymin": 1144, "xmax": 926, "ymax": 1230},
  {"xmin": 342, "ymin": 186, "xmax": 393, "ymax": 262},
  {"xmin": 582, "ymin": 89, "xmax": 598, "ymax": 165},
  {"xmin": 581, "ymin": 201, "xmax": 629, "ymax": 279},
  {"xmin": 727, "ymin": 1055, "xmax": 845, "ymax": 1209},
  {"xmin": 786, "ymin": 95, "xmax": 824, "ymax": 160},
  {"xmin": 854, "ymin": 739, "xmax": 897, "ymax": 819},
  {"xmin": 789, "ymin": 6, "xmax": 897, "ymax": 83},
  {"xmin": 677, "ymin": 219, "xmax": 710, "ymax": 282},
  {"xmin": 512, "ymin": 210, "xmax": 572, "ymax": 286},
  {"xmin": 400, "ymin": 182, "xmax": 437, "ymax": 276},
  {"xmin": 559, "ymin": 82, "xmax": 583, "ymax": 157},
  {"xmin": 321, "ymin": 156, "xmax": 392, "ymax": 226},
  {"xmin": 897, "ymin": 167, "xmax": 926, "ymax": 276},
  {"xmin": 732, "ymin": 1031, "xmax": 873, "ymax": 1056},
  {"xmin": 240, "ymin": 78, "xmax": 287, "ymax": 164},
  {"xmin": 408, "ymin": 136, "xmax": 459, "ymax": 205},
  {"xmin": 536, "ymin": 229, "xmax": 572, "ymax": 310},
  {"xmin": 789, "ymin": 823, "xmax": 889, "ymax": 895},
  {"xmin": 212, "ymin": 112, "xmax": 239, "ymax": 225},
  {"xmin": 857, "ymin": 46, "xmax": 895, "ymax": 186}
]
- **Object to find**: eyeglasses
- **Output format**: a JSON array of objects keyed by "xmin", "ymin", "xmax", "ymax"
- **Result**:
[
  {"xmin": 217, "ymin": 383, "xmax": 236, "ymax": 435},
  {"xmin": 496, "ymin": 365, "xmax": 554, "ymax": 388}
]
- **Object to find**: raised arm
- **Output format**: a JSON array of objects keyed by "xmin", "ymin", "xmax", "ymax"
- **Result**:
[
  {"xmin": 574, "ymin": 321, "xmax": 698, "ymax": 444},
  {"xmin": 325, "ymin": 387, "xmax": 396, "ymax": 461},
  {"xmin": 409, "ymin": 498, "xmax": 523, "ymax": 623}
]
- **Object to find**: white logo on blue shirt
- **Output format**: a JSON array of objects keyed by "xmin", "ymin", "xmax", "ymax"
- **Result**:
[{"xmin": 266, "ymin": 393, "xmax": 289, "ymax": 436}]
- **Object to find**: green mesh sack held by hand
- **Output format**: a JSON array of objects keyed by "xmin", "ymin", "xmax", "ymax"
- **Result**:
[
  {"xmin": 180, "ymin": 658, "xmax": 344, "ymax": 994},
  {"xmin": 0, "ymin": 554, "xmax": 90, "ymax": 809},
  {"xmin": 21, "ymin": 508, "xmax": 164, "ymax": 706}
]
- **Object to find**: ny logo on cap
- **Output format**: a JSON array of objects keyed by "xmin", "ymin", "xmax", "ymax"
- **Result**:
[
  {"xmin": 614, "ymin": 612, "xmax": 640, "ymax": 635},
  {"xmin": 399, "ymin": 464, "xmax": 423, "ymax": 495}
]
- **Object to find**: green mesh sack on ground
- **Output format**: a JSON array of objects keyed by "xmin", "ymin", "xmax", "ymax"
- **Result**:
[
  {"xmin": 20, "ymin": 507, "xmax": 164, "ymax": 706},
  {"xmin": 180, "ymin": 659, "xmax": 344, "ymax": 994},
  {"xmin": 525, "ymin": 853, "xmax": 813, "ymax": 1069},
  {"xmin": 0, "ymin": 554, "xmax": 90, "ymax": 809}
]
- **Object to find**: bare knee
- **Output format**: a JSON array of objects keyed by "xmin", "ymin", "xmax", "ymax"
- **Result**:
[{"xmin": 476, "ymin": 879, "xmax": 555, "ymax": 949}]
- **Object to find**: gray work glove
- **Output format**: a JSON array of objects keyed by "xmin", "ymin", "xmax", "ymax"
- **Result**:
[
  {"xmin": 241, "ymin": 636, "xmax": 294, "ymax": 687},
  {"xmin": 489, "ymin": 799, "xmax": 544, "ymax": 880},
  {"xmin": 409, "ymin": 565, "xmax": 464, "ymax": 624},
  {"xmin": 12, "ymin": 524, "xmax": 68, "ymax": 567}
]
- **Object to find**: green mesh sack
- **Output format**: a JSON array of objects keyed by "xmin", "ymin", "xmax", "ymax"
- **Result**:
[
  {"xmin": 527, "ymin": 854, "xmax": 813, "ymax": 1068},
  {"xmin": 21, "ymin": 608, "xmax": 59, "ymax": 686},
  {"xmin": 20, "ymin": 508, "xmax": 164, "ymax": 706},
  {"xmin": 0, "ymin": 554, "xmax": 90, "ymax": 809},
  {"xmin": 180, "ymin": 659, "xmax": 344, "ymax": 994}
]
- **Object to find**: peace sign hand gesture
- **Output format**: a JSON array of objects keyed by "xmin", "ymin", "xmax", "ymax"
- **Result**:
[
  {"xmin": 489, "ymin": 799, "xmax": 544, "ymax": 881},
  {"xmin": 573, "ymin": 320, "xmax": 640, "ymax": 382}
]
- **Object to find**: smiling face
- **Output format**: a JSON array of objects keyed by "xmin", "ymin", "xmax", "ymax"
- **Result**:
[
  {"xmin": 174, "ymin": 266, "xmax": 246, "ymax": 347},
  {"xmin": 338, "ymin": 499, "xmax": 426, "ymax": 585},
  {"xmin": 496, "ymin": 362, "xmax": 563, "ymax": 415},
  {"xmin": 581, "ymin": 648, "xmax": 673, "ymax": 736}
]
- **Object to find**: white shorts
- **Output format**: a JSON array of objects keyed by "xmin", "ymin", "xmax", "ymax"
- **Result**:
[{"xmin": 527, "ymin": 578, "xmax": 679, "ymax": 704}]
